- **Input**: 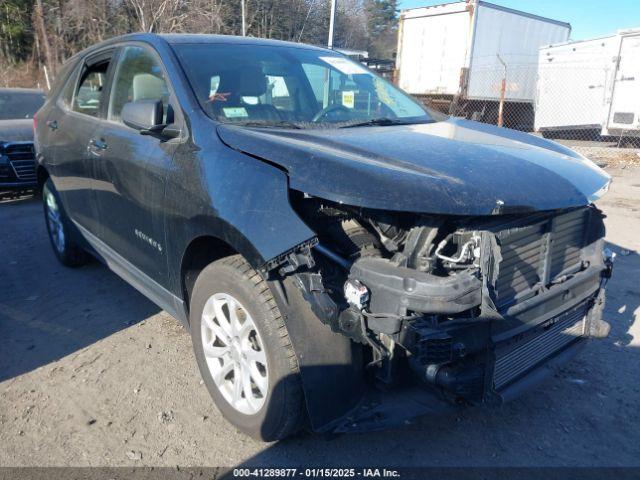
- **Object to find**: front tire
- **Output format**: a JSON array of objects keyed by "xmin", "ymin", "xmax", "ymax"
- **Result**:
[
  {"xmin": 42, "ymin": 178, "xmax": 88, "ymax": 267},
  {"xmin": 190, "ymin": 255, "xmax": 306, "ymax": 440}
]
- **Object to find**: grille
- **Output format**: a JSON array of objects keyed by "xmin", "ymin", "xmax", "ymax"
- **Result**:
[
  {"xmin": 494, "ymin": 208, "xmax": 589, "ymax": 309},
  {"xmin": 4, "ymin": 143, "xmax": 36, "ymax": 182},
  {"xmin": 613, "ymin": 112, "xmax": 634, "ymax": 124},
  {"xmin": 493, "ymin": 303, "xmax": 587, "ymax": 390}
]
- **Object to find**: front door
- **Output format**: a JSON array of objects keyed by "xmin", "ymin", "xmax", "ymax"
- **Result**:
[
  {"xmin": 92, "ymin": 44, "xmax": 180, "ymax": 284},
  {"xmin": 607, "ymin": 34, "xmax": 640, "ymax": 131}
]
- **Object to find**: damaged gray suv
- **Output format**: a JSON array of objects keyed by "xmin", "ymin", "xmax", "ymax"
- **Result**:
[{"xmin": 35, "ymin": 34, "xmax": 613, "ymax": 440}]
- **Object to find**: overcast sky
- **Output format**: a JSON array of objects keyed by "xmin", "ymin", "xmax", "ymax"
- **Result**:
[{"xmin": 397, "ymin": 0, "xmax": 640, "ymax": 40}]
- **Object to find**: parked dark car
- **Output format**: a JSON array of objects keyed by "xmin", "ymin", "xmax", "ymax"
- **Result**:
[
  {"xmin": 0, "ymin": 88, "xmax": 45, "ymax": 194},
  {"xmin": 34, "ymin": 34, "xmax": 614, "ymax": 440}
]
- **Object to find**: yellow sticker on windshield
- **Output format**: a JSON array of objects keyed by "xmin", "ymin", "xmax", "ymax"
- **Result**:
[
  {"xmin": 342, "ymin": 91, "xmax": 355, "ymax": 109},
  {"xmin": 223, "ymin": 107, "xmax": 248, "ymax": 118}
]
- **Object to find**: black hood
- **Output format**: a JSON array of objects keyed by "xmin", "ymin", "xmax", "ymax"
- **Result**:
[
  {"xmin": 217, "ymin": 118, "xmax": 611, "ymax": 216},
  {"xmin": 0, "ymin": 119, "xmax": 34, "ymax": 143}
]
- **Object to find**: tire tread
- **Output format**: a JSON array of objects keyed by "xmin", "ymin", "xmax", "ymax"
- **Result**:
[{"xmin": 207, "ymin": 254, "xmax": 305, "ymax": 440}]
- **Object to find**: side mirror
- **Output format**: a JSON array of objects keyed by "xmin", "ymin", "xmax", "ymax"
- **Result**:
[{"xmin": 122, "ymin": 100, "xmax": 164, "ymax": 133}]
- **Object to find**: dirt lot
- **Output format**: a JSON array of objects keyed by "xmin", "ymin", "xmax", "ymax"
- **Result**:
[{"xmin": 1, "ymin": 167, "xmax": 639, "ymax": 468}]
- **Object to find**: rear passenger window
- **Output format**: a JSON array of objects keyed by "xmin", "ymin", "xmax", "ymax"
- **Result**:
[
  {"xmin": 73, "ymin": 61, "xmax": 109, "ymax": 117},
  {"xmin": 58, "ymin": 64, "xmax": 80, "ymax": 110}
]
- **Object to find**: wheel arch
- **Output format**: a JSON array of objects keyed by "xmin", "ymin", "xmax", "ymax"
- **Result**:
[{"xmin": 180, "ymin": 234, "xmax": 240, "ymax": 317}]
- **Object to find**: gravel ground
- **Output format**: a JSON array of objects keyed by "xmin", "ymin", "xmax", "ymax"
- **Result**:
[
  {"xmin": 571, "ymin": 147, "xmax": 640, "ymax": 169},
  {"xmin": 0, "ymin": 167, "xmax": 639, "ymax": 468}
]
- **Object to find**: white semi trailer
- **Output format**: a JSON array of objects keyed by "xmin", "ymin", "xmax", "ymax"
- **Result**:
[
  {"xmin": 536, "ymin": 29, "xmax": 640, "ymax": 140},
  {"xmin": 395, "ymin": 0, "xmax": 570, "ymax": 129}
]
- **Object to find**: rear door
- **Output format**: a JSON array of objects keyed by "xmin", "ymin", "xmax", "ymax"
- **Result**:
[
  {"xmin": 607, "ymin": 34, "xmax": 640, "ymax": 131},
  {"xmin": 92, "ymin": 44, "xmax": 181, "ymax": 283},
  {"xmin": 36, "ymin": 59, "xmax": 79, "ymax": 176},
  {"xmin": 48, "ymin": 50, "xmax": 115, "ymax": 236}
]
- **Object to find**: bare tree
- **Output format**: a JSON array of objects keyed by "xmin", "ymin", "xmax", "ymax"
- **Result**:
[
  {"xmin": 186, "ymin": 0, "xmax": 230, "ymax": 34},
  {"xmin": 34, "ymin": 0, "xmax": 55, "ymax": 75},
  {"xmin": 125, "ymin": 0, "xmax": 186, "ymax": 32},
  {"xmin": 1, "ymin": 0, "xmax": 399, "ymax": 88}
]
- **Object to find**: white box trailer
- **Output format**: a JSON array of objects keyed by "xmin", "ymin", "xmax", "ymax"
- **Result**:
[
  {"xmin": 536, "ymin": 29, "xmax": 640, "ymax": 139},
  {"xmin": 395, "ymin": 0, "xmax": 570, "ymax": 128}
]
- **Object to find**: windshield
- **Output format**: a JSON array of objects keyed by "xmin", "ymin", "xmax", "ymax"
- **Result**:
[
  {"xmin": 0, "ymin": 91, "xmax": 45, "ymax": 120},
  {"xmin": 173, "ymin": 43, "xmax": 443, "ymax": 128}
]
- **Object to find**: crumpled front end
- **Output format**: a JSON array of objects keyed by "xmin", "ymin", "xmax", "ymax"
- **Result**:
[{"xmin": 272, "ymin": 194, "xmax": 613, "ymax": 431}]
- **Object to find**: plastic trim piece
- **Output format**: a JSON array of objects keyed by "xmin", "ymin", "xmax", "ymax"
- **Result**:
[{"xmin": 349, "ymin": 256, "xmax": 482, "ymax": 316}]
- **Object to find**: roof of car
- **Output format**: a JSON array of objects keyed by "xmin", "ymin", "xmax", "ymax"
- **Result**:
[
  {"xmin": 0, "ymin": 87, "xmax": 44, "ymax": 95},
  {"xmin": 75, "ymin": 32, "xmax": 330, "ymax": 55},
  {"xmin": 158, "ymin": 33, "xmax": 329, "ymax": 51},
  {"xmin": 61, "ymin": 33, "xmax": 335, "ymax": 73}
]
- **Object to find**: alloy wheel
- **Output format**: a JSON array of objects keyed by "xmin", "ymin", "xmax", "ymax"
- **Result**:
[
  {"xmin": 201, "ymin": 292, "xmax": 269, "ymax": 415},
  {"xmin": 45, "ymin": 188, "xmax": 65, "ymax": 253}
]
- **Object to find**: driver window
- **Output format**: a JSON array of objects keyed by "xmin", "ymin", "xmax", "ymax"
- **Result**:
[{"xmin": 108, "ymin": 46, "xmax": 170, "ymax": 124}]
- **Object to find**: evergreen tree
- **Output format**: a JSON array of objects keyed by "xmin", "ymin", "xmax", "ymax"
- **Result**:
[
  {"xmin": 364, "ymin": 0, "xmax": 398, "ymax": 58},
  {"xmin": 0, "ymin": 0, "xmax": 34, "ymax": 63}
]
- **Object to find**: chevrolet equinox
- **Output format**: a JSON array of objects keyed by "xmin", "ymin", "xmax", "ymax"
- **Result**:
[{"xmin": 35, "ymin": 34, "xmax": 614, "ymax": 440}]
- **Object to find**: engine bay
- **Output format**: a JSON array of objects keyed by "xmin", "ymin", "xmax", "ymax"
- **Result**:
[{"xmin": 270, "ymin": 191, "xmax": 613, "ymax": 404}]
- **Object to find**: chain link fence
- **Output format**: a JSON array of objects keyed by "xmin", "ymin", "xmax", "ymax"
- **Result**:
[{"xmin": 399, "ymin": 56, "xmax": 640, "ymax": 166}]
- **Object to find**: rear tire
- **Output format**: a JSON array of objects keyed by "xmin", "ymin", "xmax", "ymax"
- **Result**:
[
  {"xmin": 42, "ymin": 178, "xmax": 88, "ymax": 267},
  {"xmin": 190, "ymin": 255, "xmax": 306, "ymax": 441}
]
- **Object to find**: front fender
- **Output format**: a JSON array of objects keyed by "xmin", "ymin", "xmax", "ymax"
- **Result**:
[{"xmin": 164, "ymin": 144, "xmax": 315, "ymax": 295}]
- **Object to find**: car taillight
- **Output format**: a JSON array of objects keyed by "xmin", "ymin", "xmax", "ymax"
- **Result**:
[{"xmin": 33, "ymin": 112, "xmax": 38, "ymax": 133}]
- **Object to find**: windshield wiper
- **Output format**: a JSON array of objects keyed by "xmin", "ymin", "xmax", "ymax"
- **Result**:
[
  {"xmin": 338, "ymin": 118, "xmax": 429, "ymax": 128},
  {"xmin": 234, "ymin": 120, "xmax": 304, "ymax": 129}
]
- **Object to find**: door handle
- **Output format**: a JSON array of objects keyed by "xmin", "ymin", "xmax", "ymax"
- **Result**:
[
  {"xmin": 88, "ymin": 138, "xmax": 108, "ymax": 156},
  {"xmin": 46, "ymin": 120, "xmax": 58, "ymax": 130},
  {"xmin": 89, "ymin": 138, "xmax": 108, "ymax": 150}
]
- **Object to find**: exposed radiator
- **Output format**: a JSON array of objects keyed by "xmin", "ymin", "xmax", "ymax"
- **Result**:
[
  {"xmin": 494, "ymin": 208, "xmax": 589, "ymax": 309},
  {"xmin": 493, "ymin": 303, "xmax": 587, "ymax": 390}
]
